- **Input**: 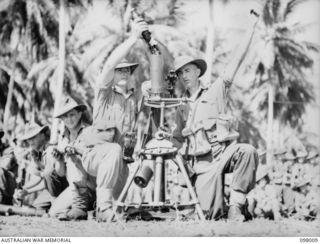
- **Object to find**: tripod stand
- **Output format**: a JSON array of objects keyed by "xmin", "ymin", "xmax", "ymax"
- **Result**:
[{"xmin": 115, "ymin": 96, "xmax": 205, "ymax": 221}]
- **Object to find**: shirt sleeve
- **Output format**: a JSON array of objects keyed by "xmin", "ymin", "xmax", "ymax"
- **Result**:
[
  {"xmin": 206, "ymin": 76, "xmax": 231, "ymax": 114},
  {"xmin": 93, "ymin": 86, "xmax": 113, "ymax": 121}
]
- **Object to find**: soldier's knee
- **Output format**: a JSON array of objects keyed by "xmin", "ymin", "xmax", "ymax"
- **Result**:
[
  {"xmin": 239, "ymin": 144, "xmax": 259, "ymax": 167},
  {"xmin": 110, "ymin": 143, "xmax": 122, "ymax": 156}
]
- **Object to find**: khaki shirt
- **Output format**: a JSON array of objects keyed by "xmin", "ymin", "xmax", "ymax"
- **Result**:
[
  {"xmin": 180, "ymin": 77, "xmax": 237, "ymax": 157},
  {"xmin": 58, "ymin": 122, "xmax": 95, "ymax": 189},
  {"xmin": 93, "ymin": 85, "xmax": 137, "ymax": 136},
  {"xmin": 185, "ymin": 77, "xmax": 229, "ymax": 127}
]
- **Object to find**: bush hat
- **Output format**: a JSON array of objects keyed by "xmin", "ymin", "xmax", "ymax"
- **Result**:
[
  {"xmin": 174, "ymin": 56, "xmax": 207, "ymax": 77},
  {"xmin": 115, "ymin": 59, "xmax": 139, "ymax": 74},
  {"xmin": 54, "ymin": 96, "xmax": 87, "ymax": 118},
  {"xmin": 21, "ymin": 122, "xmax": 49, "ymax": 141}
]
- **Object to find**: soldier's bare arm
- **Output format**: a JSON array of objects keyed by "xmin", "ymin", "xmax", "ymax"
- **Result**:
[{"xmin": 95, "ymin": 18, "xmax": 148, "ymax": 91}]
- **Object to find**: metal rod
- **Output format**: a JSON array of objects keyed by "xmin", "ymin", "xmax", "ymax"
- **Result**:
[
  {"xmin": 175, "ymin": 155, "xmax": 206, "ymax": 221},
  {"xmin": 153, "ymin": 156, "xmax": 165, "ymax": 203},
  {"xmin": 116, "ymin": 159, "xmax": 142, "ymax": 206},
  {"xmin": 160, "ymin": 102, "xmax": 165, "ymax": 128}
]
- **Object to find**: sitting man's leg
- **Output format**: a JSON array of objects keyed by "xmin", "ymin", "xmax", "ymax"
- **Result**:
[
  {"xmin": 83, "ymin": 143, "xmax": 129, "ymax": 222},
  {"xmin": 33, "ymin": 165, "xmax": 69, "ymax": 211},
  {"xmin": 65, "ymin": 161, "xmax": 95, "ymax": 221},
  {"xmin": 222, "ymin": 143, "xmax": 259, "ymax": 221},
  {"xmin": 193, "ymin": 143, "xmax": 258, "ymax": 221}
]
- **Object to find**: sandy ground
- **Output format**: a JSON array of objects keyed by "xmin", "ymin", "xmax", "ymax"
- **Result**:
[{"xmin": 0, "ymin": 216, "xmax": 319, "ymax": 237}]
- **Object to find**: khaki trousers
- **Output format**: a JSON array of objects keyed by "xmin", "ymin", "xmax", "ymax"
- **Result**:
[
  {"xmin": 192, "ymin": 143, "xmax": 259, "ymax": 220},
  {"xmin": 82, "ymin": 143, "xmax": 129, "ymax": 211}
]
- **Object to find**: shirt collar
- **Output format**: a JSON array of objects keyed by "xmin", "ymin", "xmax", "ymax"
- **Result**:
[
  {"xmin": 62, "ymin": 121, "xmax": 87, "ymax": 140},
  {"xmin": 184, "ymin": 81, "xmax": 208, "ymax": 100},
  {"xmin": 112, "ymin": 86, "xmax": 134, "ymax": 99}
]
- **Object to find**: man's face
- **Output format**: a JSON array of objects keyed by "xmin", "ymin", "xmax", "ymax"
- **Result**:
[
  {"xmin": 177, "ymin": 63, "xmax": 200, "ymax": 90},
  {"xmin": 114, "ymin": 67, "xmax": 131, "ymax": 87},
  {"xmin": 27, "ymin": 133, "xmax": 45, "ymax": 150},
  {"xmin": 97, "ymin": 128, "xmax": 116, "ymax": 142},
  {"xmin": 60, "ymin": 109, "xmax": 82, "ymax": 130}
]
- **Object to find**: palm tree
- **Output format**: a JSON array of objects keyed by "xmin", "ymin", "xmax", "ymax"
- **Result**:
[
  {"xmin": 0, "ymin": 0, "xmax": 91, "ymax": 139},
  {"xmin": 249, "ymin": 0, "xmax": 319, "ymax": 165},
  {"xmin": 0, "ymin": 0, "xmax": 60, "ymax": 135}
]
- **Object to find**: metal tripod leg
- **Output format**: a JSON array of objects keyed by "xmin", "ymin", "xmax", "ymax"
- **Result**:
[
  {"xmin": 174, "ymin": 155, "xmax": 206, "ymax": 221},
  {"xmin": 116, "ymin": 158, "xmax": 142, "ymax": 207}
]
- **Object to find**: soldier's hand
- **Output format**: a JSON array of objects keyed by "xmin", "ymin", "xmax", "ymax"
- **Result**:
[
  {"xmin": 51, "ymin": 148, "xmax": 64, "ymax": 162},
  {"xmin": 131, "ymin": 18, "xmax": 148, "ymax": 39},
  {"xmin": 14, "ymin": 188, "xmax": 28, "ymax": 201},
  {"xmin": 65, "ymin": 146, "xmax": 77, "ymax": 155}
]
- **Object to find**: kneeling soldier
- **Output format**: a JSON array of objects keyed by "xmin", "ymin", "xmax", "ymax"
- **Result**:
[{"xmin": 49, "ymin": 96, "xmax": 96, "ymax": 221}]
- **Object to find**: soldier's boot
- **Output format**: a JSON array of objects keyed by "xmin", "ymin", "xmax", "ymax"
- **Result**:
[
  {"xmin": 66, "ymin": 186, "xmax": 90, "ymax": 221},
  {"xmin": 96, "ymin": 188, "xmax": 115, "ymax": 222},
  {"xmin": 227, "ymin": 190, "xmax": 247, "ymax": 222}
]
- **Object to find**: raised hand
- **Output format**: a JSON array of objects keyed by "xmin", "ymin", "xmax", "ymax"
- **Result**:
[{"xmin": 131, "ymin": 17, "xmax": 149, "ymax": 39}]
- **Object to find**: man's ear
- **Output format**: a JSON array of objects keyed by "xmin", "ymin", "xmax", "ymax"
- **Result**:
[{"xmin": 196, "ymin": 67, "xmax": 201, "ymax": 77}]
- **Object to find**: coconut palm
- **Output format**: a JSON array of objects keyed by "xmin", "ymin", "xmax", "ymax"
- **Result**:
[
  {"xmin": 0, "ymin": 0, "xmax": 60, "ymax": 134},
  {"xmin": 0, "ymin": 0, "xmax": 91, "ymax": 136},
  {"xmin": 248, "ymin": 0, "xmax": 319, "ymax": 165}
]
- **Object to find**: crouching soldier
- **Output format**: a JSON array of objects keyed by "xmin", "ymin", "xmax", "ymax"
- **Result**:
[
  {"xmin": 247, "ymin": 165, "xmax": 281, "ymax": 220},
  {"xmin": 14, "ymin": 123, "xmax": 68, "ymax": 211},
  {"xmin": 79, "ymin": 120, "xmax": 129, "ymax": 222},
  {"xmin": 48, "ymin": 97, "xmax": 96, "ymax": 221}
]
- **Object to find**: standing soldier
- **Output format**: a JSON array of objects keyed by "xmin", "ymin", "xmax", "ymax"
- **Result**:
[{"xmin": 174, "ymin": 14, "xmax": 260, "ymax": 221}]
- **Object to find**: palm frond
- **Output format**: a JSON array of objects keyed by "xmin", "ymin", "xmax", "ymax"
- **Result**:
[{"xmin": 283, "ymin": 0, "xmax": 307, "ymax": 21}]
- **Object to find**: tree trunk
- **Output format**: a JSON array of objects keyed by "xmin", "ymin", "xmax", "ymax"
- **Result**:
[
  {"xmin": 50, "ymin": 0, "xmax": 66, "ymax": 144},
  {"xmin": 3, "ymin": 36, "xmax": 20, "ymax": 138},
  {"xmin": 203, "ymin": 0, "xmax": 214, "ymax": 86},
  {"xmin": 266, "ymin": 74, "xmax": 274, "ymax": 167}
]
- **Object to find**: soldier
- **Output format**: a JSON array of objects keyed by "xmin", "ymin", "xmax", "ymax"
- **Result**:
[
  {"xmin": 293, "ymin": 180, "xmax": 313, "ymax": 220},
  {"xmin": 281, "ymin": 152, "xmax": 296, "ymax": 217},
  {"xmin": 80, "ymin": 118, "xmax": 127, "ymax": 222},
  {"xmin": 14, "ymin": 122, "xmax": 69, "ymax": 211},
  {"xmin": 93, "ymin": 17, "xmax": 148, "ymax": 140},
  {"xmin": 247, "ymin": 166, "xmax": 281, "ymax": 220},
  {"xmin": 48, "ymin": 97, "xmax": 96, "ymax": 221},
  {"xmin": 77, "ymin": 18, "xmax": 149, "ymax": 222},
  {"xmin": 174, "ymin": 15, "xmax": 260, "ymax": 221}
]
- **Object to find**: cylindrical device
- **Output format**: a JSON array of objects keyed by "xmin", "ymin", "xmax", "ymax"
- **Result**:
[
  {"xmin": 134, "ymin": 159, "xmax": 154, "ymax": 188},
  {"xmin": 153, "ymin": 156, "xmax": 165, "ymax": 203},
  {"xmin": 150, "ymin": 54, "xmax": 165, "ymax": 96}
]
